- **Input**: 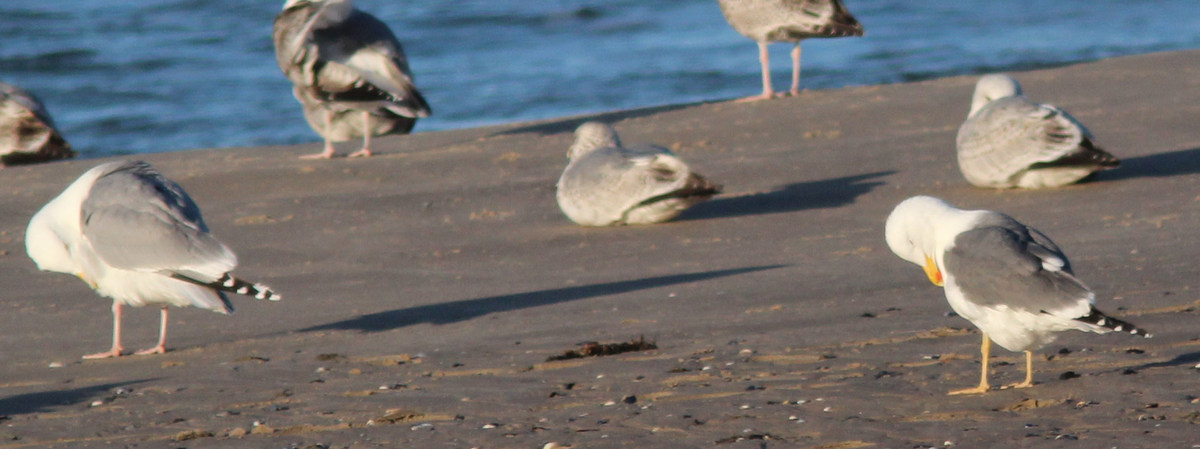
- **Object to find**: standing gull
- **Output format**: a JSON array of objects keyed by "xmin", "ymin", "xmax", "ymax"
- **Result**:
[
  {"xmin": 26, "ymin": 161, "xmax": 280, "ymax": 359},
  {"xmin": 1, "ymin": 81, "xmax": 74, "ymax": 166},
  {"xmin": 273, "ymin": 0, "xmax": 431, "ymax": 159},
  {"xmin": 557, "ymin": 122, "xmax": 722, "ymax": 226},
  {"xmin": 884, "ymin": 196, "xmax": 1149, "ymax": 395},
  {"xmin": 717, "ymin": 0, "xmax": 864, "ymax": 101},
  {"xmin": 957, "ymin": 74, "xmax": 1119, "ymax": 188}
]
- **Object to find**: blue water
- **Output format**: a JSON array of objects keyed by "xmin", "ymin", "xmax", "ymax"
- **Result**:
[{"xmin": 2, "ymin": 1, "xmax": 1198, "ymax": 158}]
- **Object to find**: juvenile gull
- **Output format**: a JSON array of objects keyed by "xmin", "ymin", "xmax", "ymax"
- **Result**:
[
  {"xmin": 885, "ymin": 196, "xmax": 1149, "ymax": 395},
  {"xmin": 1, "ymin": 81, "xmax": 74, "ymax": 166},
  {"xmin": 556, "ymin": 122, "xmax": 722, "ymax": 226},
  {"xmin": 957, "ymin": 74, "xmax": 1119, "ymax": 188},
  {"xmin": 273, "ymin": 0, "xmax": 431, "ymax": 159},
  {"xmin": 717, "ymin": 0, "xmax": 864, "ymax": 101},
  {"xmin": 26, "ymin": 161, "xmax": 280, "ymax": 359}
]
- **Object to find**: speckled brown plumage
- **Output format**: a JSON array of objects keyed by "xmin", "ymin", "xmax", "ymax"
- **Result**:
[
  {"xmin": 1, "ymin": 81, "xmax": 74, "ymax": 166},
  {"xmin": 717, "ymin": 0, "xmax": 864, "ymax": 100}
]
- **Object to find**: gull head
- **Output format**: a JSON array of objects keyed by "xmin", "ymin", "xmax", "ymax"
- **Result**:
[
  {"xmin": 568, "ymin": 122, "xmax": 621, "ymax": 160},
  {"xmin": 968, "ymin": 74, "xmax": 1022, "ymax": 118},
  {"xmin": 885, "ymin": 196, "xmax": 958, "ymax": 285},
  {"xmin": 25, "ymin": 212, "xmax": 75, "ymax": 274}
]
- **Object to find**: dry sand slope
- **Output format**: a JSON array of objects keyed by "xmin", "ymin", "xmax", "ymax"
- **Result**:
[{"xmin": 0, "ymin": 50, "xmax": 1198, "ymax": 448}]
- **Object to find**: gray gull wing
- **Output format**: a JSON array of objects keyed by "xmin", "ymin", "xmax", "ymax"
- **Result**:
[
  {"xmin": 80, "ymin": 161, "xmax": 236, "ymax": 282},
  {"xmin": 943, "ymin": 214, "xmax": 1090, "ymax": 317},
  {"xmin": 956, "ymin": 96, "xmax": 1119, "ymax": 188}
]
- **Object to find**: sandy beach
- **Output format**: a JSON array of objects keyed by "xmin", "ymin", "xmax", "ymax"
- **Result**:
[{"xmin": 1, "ymin": 50, "xmax": 1198, "ymax": 448}]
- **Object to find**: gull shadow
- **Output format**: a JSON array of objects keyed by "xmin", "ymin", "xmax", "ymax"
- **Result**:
[
  {"xmin": 1093, "ymin": 147, "xmax": 1200, "ymax": 182},
  {"xmin": 679, "ymin": 170, "xmax": 895, "ymax": 221},
  {"xmin": 301, "ymin": 264, "xmax": 786, "ymax": 333},
  {"xmin": 0, "ymin": 379, "xmax": 152, "ymax": 416},
  {"xmin": 1130, "ymin": 351, "xmax": 1200, "ymax": 371},
  {"xmin": 492, "ymin": 102, "xmax": 707, "ymax": 137}
]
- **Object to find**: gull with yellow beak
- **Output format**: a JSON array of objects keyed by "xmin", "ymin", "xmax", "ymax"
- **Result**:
[{"xmin": 884, "ymin": 196, "xmax": 1149, "ymax": 394}]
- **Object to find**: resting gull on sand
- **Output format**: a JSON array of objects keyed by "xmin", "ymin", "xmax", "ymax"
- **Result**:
[
  {"xmin": 717, "ymin": 0, "xmax": 864, "ymax": 101},
  {"xmin": 273, "ymin": 0, "xmax": 431, "ymax": 159},
  {"xmin": 885, "ymin": 196, "xmax": 1149, "ymax": 395},
  {"xmin": 26, "ymin": 161, "xmax": 280, "ymax": 359},
  {"xmin": 556, "ymin": 122, "xmax": 722, "ymax": 226},
  {"xmin": 1, "ymin": 81, "xmax": 74, "ymax": 166},
  {"xmin": 956, "ymin": 74, "xmax": 1119, "ymax": 188}
]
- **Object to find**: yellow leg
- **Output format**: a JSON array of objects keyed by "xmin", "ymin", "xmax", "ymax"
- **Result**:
[
  {"xmin": 1007, "ymin": 350, "xmax": 1035, "ymax": 389},
  {"xmin": 949, "ymin": 333, "xmax": 992, "ymax": 395}
]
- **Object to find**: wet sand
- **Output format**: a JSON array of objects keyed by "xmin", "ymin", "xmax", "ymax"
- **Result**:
[{"xmin": 1, "ymin": 50, "xmax": 1198, "ymax": 448}]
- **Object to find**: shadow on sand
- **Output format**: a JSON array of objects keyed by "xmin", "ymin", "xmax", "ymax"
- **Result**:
[
  {"xmin": 0, "ymin": 379, "xmax": 152, "ymax": 416},
  {"xmin": 1094, "ymin": 147, "xmax": 1200, "ymax": 182},
  {"xmin": 678, "ymin": 170, "xmax": 895, "ymax": 221},
  {"xmin": 1131, "ymin": 351, "xmax": 1200, "ymax": 371},
  {"xmin": 301, "ymin": 264, "xmax": 786, "ymax": 333},
  {"xmin": 492, "ymin": 102, "xmax": 708, "ymax": 137}
]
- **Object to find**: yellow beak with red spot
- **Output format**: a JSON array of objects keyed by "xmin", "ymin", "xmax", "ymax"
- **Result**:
[{"xmin": 923, "ymin": 255, "xmax": 944, "ymax": 286}]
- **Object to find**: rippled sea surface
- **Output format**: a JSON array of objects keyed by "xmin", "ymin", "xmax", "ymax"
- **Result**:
[{"xmin": 2, "ymin": 0, "xmax": 1197, "ymax": 158}]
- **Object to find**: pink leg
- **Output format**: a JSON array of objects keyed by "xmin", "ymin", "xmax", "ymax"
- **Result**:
[
  {"xmin": 735, "ymin": 42, "xmax": 775, "ymax": 103},
  {"xmin": 135, "ymin": 307, "xmax": 169, "ymax": 356},
  {"xmin": 789, "ymin": 43, "xmax": 802, "ymax": 96},
  {"xmin": 301, "ymin": 109, "xmax": 337, "ymax": 159},
  {"xmin": 83, "ymin": 301, "xmax": 125, "ymax": 359},
  {"xmin": 348, "ymin": 112, "xmax": 373, "ymax": 158}
]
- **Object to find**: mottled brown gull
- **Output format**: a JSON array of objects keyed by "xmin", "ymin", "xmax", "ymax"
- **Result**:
[
  {"xmin": 273, "ymin": 0, "xmax": 431, "ymax": 159},
  {"xmin": 26, "ymin": 161, "xmax": 280, "ymax": 359},
  {"xmin": 956, "ymin": 74, "xmax": 1119, "ymax": 188},
  {"xmin": 717, "ymin": 0, "xmax": 864, "ymax": 101},
  {"xmin": 885, "ymin": 196, "xmax": 1149, "ymax": 395},
  {"xmin": 1, "ymin": 81, "xmax": 74, "ymax": 166},
  {"xmin": 556, "ymin": 122, "xmax": 722, "ymax": 226}
]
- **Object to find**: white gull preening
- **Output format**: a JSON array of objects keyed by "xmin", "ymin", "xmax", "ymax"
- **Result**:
[
  {"xmin": 884, "ymin": 196, "xmax": 1148, "ymax": 395},
  {"xmin": 26, "ymin": 161, "xmax": 280, "ymax": 359},
  {"xmin": 956, "ymin": 74, "xmax": 1119, "ymax": 188},
  {"xmin": 556, "ymin": 122, "xmax": 722, "ymax": 226},
  {"xmin": 1, "ymin": 81, "xmax": 74, "ymax": 166},
  {"xmin": 273, "ymin": 0, "xmax": 431, "ymax": 159},
  {"xmin": 717, "ymin": 0, "xmax": 864, "ymax": 101}
]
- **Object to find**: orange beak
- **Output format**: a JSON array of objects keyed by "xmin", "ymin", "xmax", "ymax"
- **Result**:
[{"xmin": 923, "ymin": 255, "xmax": 944, "ymax": 287}]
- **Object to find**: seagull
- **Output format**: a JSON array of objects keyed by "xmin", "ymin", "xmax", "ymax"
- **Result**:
[
  {"xmin": 1, "ymin": 81, "xmax": 75, "ymax": 166},
  {"xmin": 273, "ymin": 0, "xmax": 431, "ymax": 159},
  {"xmin": 556, "ymin": 122, "xmax": 722, "ymax": 226},
  {"xmin": 884, "ymin": 196, "xmax": 1149, "ymax": 395},
  {"xmin": 25, "ymin": 160, "xmax": 280, "ymax": 359},
  {"xmin": 717, "ymin": 0, "xmax": 864, "ymax": 101},
  {"xmin": 956, "ymin": 74, "xmax": 1120, "ymax": 188}
]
